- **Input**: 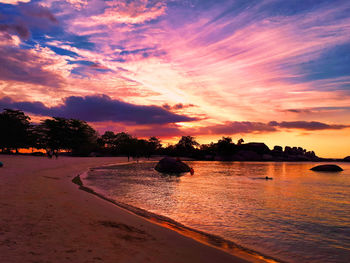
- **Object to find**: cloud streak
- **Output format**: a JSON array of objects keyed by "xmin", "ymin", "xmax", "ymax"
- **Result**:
[
  {"xmin": 195, "ymin": 121, "xmax": 277, "ymax": 135},
  {"xmin": 189, "ymin": 120, "xmax": 350, "ymax": 137},
  {"xmin": 269, "ymin": 121, "xmax": 350, "ymax": 130}
]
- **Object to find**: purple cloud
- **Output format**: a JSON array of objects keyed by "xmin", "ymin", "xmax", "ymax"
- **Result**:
[
  {"xmin": 285, "ymin": 107, "xmax": 350, "ymax": 114},
  {"xmin": 285, "ymin": 109, "xmax": 312, "ymax": 114},
  {"xmin": 0, "ymin": 45, "xmax": 65, "ymax": 87},
  {"xmin": 0, "ymin": 95, "xmax": 198, "ymax": 125},
  {"xmin": 19, "ymin": 3, "xmax": 58, "ymax": 23},
  {"xmin": 162, "ymin": 103, "xmax": 196, "ymax": 111},
  {"xmin": 0, "ymin": 3, "xmax": 58, "ymax": 42},
  {"xmin": 269, "ymin": 121, "xmax": 350, "ymax": 130},
  {"xmin": 0, "ymin": 23, "xmax": 30, "ymax": 39},
  {"xmin": 190, "ymin": 120, "xmax": 350, "ymax": 136}
]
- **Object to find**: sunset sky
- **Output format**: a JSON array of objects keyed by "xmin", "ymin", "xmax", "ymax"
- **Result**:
[{"xmin": 1, "ymin": 0, "xmax": 350, "ymax": 157}]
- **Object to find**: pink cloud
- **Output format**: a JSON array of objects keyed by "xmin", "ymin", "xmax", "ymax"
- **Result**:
[
  {"xmin": 91, "ymin": 0, "xmax": 167, "ymax": 25},
  {"xmin": 0, "ymin": 0, "xmax": 30, "ymax": 4},
  {"xmin": 0, "ymin": 35, "xmax": 67, "ymax": 88}
]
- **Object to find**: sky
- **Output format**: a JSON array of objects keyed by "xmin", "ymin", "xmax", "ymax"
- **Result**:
[{"xmin": 0, "ymin": 0, "xmax": 350, "ymax": 158}]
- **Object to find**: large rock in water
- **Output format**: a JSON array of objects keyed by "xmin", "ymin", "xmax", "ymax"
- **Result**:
[
  {"xmin": 310, "ymin": 164, "xmax": 343, "ymax": 172},
  {"xmin": 155, "ymin": 157, "xmax": 190, "ymax": 174}
]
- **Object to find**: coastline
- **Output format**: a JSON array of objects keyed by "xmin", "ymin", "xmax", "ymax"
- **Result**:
[
  {"xmin": 77, "ymin": 166, "xmax": 283, "ymax": 263},
  {"xmin": 0, "ymin": 155, "xmax": 274, "ymax": 263}
]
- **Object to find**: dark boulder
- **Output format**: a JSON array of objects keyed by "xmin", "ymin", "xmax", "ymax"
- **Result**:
[
  {"xmin": 262, "ymin": 154, "xmax": 273, "ymax": 161},
  {"xmin": 155, "ymin": 157, "xmax": 190, "ymax": 174},
  {"xmin": 310, "ymin": 164, "xmax": 343, "ymax": 172},
  {"xmin": 241, "ymin": 143, "xmax": 270, "ymax": 154},
  {"xmin": 232, "ymin": 150, "xmax": 262, "ymax": 161},
  {"xmin": 0, "ymin": 161, "xmax": 3, "ymax": 167},
  {"xmin": 344, "ymin": 156, "xmax": 350, "ymax": 162}
]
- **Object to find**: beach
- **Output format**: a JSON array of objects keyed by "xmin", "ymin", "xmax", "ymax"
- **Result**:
[{"xmin": 0, "ymin": 155, "xmax": 261, "ymax": 263}]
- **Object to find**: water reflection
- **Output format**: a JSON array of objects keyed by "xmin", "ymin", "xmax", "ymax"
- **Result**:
[{"xmin": 85, "ymin": 161, "xmax": 350, "ymax": 263}]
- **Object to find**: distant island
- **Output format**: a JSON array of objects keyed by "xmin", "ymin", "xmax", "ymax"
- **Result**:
[{"xmin": 1, "ymin": 108, "xmax": 349, "ymax": 162}]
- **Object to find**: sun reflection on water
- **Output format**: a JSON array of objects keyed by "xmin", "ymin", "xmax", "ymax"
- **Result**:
[{"xmin": 85, "ymin": 161, "xmax": 350, "ymax": 263}]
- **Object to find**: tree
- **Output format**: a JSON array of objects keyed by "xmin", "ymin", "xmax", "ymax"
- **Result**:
[
  {"xmin": 148, "ymin": 137, "xmax": 162, "ymax": 150},
  {"xmin": 0, "ymin": 109, "xmax": 31, "ymax": 153},
  {"xmin": 133, "ymin": 139, "xmax": 148, "ymax": 160},
  {"xmin": 218, "ymin": 136, "xmax": 232, "ymax": 144},
  {"xmin": 114, "ymin": 132, "xmax": 134, "ymax": 161},
  {"xmin": 146, "ymin": 137, "xmax": 162, "ymax": 158},
  {"xmin": 216, "ymin": 137, "xmax": 235, "ymax": 156},
  {"xmin": 29, "ymin": 124, "xmax": 47, "ymax": 151},
  {"xmin": 237, "ymin": 138, "xmax": 244, "ymax": 145},
  {"xmin": 175, "ymin": 136, "xmax": 199, "ymax": 156},
  {"xmin": 101, "ymin": 131, "xmax": 116, "ymax": 148},
  {"xmin": 38, "ymin": 117, "xmax": 71, "ymax": 152},
  {"xmin": 38, "ymin": 117, "xmax": 98, "ymax": 156},
  {"xmin": 68, "ymin": 119, "xmax": 98, "ymax": 156}
]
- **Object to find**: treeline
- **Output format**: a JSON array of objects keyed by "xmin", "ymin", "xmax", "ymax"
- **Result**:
[
  {"xmin": 0, "ymin": 109, "xmax": 320, "ymax": 161},
  {"xmin": 0, "ymin": 109, "xmax": 161, "ymax": 159}
]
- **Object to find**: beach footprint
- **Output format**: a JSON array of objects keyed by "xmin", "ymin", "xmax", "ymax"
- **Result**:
[{"xmin": 98, "ymin": 221, "xmax": 154, "ymax": 242}]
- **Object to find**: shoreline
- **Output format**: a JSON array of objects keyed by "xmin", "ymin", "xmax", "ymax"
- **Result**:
[
  {"xmin": 0, "ymin": 155, "xmax": 271, "ymax": 263},
  {"xmin": 79, "ymin": 163, "xmax": 284, "ymax": 263},
  {"xmin": 1, "ymin": 152, "xmax": 348, "ymax": 163}
]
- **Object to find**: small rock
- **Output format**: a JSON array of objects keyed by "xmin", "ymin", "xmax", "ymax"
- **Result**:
[{"xmin": 310, "ymin": 164, "xmax": 343, "ymax": 172}]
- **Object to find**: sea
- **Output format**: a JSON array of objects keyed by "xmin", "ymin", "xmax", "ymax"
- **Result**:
[{"xmin": 83, "ymin": 161, "xmax": 350, "ymax": 263}]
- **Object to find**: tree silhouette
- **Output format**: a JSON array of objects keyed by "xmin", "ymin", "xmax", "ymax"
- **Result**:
[
  {"xmin": 237, "ymin": 138, "xmax": 244, "ymax": 145},
  {"xmin": 38, "ymin": 117, "xmax": 98, "ymax": 156},
  {"xmin": 114, "ymin": 132, "xmax": 134, "ymax": 161},
  {"xmin": 0, "ymin": 109, "xmax": 31, "ymax": 153},
  {"xmin": 68, "ymin": 119, "xmax": 98, "ymax": 155},
  {"xmin": 175, "ymin": 136, "xmax": 199, "ymax": 156},
  {"xmin": 216, "ymin": 137, "xmax": 235, "ymax": 156},
  {"xmin": 101, "ymin": 131, "xmax": 116, "ymax": 148},
  {"xmin": 0, "ymin": 108, "xmax": 319, "ymax": 161},
  {"xmin": 146, "ymin": 137, "xmax": 162, "ymax": 158}
]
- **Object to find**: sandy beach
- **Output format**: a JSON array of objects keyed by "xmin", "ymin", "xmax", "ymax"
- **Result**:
[{"xmin": 0, "ymin": 155, "xmax": 268, "ymax": 263}]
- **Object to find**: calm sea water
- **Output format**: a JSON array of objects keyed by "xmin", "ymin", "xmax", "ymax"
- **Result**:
[{"xmin": 84, "ymin": 161, "xmax": 350, "ymax": 263}]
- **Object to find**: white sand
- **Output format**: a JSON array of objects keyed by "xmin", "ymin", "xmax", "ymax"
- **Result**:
[{"xmin": 0, "ymin": 155, "xmax": 267, "ymax": 263}]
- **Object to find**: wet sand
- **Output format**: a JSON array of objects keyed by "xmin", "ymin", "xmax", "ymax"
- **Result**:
[{"xmin": 0, "ymin": 155, "xmax": 267, "ymax": 263}]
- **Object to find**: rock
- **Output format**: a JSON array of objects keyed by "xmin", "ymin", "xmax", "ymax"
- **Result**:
[
  {"xmin": 262, "ymin": 154, "xmax": 273, "ymax": 161},
  {"xmin": 310, "ymin": 164, "xmax": 343, "ymax": 172},
  {"xmin": 0, "ymin": 161, "xmax": 3, "ymax": 167},
  {"xmin": 204, "ymin": 155, "xmax": 215, "ymax": 160},
  {"xmin": 241, "ymin": 143, "xmax": 270, "ymax": 154},
  {"xmin": 344, "ymin": 156, "xmax": 350, "ymax": 162},
  {"xmin": 155, "ymin": 157, "xmax": 190, "ymax": 174},
  {"xmin": 233, "ymin": 150, "xmax": 261, "ymax": 161}
]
